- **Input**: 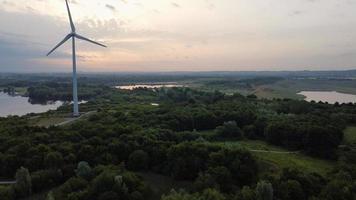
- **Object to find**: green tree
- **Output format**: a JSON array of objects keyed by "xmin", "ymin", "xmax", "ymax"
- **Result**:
[
  {"xmin": 215, "ymin": 121, "xmax": 243, "ymax": 139},
  {"xmin": 200, "ymin": 188, "xmax": 225, "ymax": 200},
  {"xmin": 236, "ymin": 186, "xmax": 256, "ymax": 200},
  {"xmin": 127, "ymin": 150, "xmax": 150, "ymax": 171},
  {"xmin": 0, "ymin": 186, "xmax": 14, "ymax": 200},
  {"xmin": 47, "ymin": 191, "xmax": 55, "ymax": 200},
  {"xmin": 75, "ymin": 161, "xmax": 93, "ymax": 180},
  {"xmin": 161, "ymin": 189, "xmax": 199, "ymax": 200},
  {"xmin": 256, "ymin": 180, "xmax": 273, "ymax": 200},
  {"xmin": 98, "ymin": 191, "xmax": 120, "ymax": 200},
  {"xmin": 279, "ymin": 180, "xmax": 305, "ymax": 200},
  {"xmin": 44, "ymin": 152, "xmax": 64, "ymax": 169},
  {"xmin": 13, "ymin": 167, "xmax": 32, "ymax": 198}
]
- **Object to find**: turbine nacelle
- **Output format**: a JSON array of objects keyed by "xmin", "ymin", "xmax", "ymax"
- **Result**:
[
  {"xmin": 47, "ymin": 0, "xmax": 106, "ymax": 57},
  {"xmin": 46, "ymin": 33, "xmax": 107, "ymax": 56}
]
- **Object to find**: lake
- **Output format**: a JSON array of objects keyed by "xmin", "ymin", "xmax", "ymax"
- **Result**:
[
  {"xmin": 116, "ymin": 84, "xmax": 183, "ymax": 90},
  {"xmin": 0, "ymin": 92, "xmax": 63, "ymax": 117},
  {"xmin": 298, "ymin": 91, "xmax": 356, "ymax": 104}
]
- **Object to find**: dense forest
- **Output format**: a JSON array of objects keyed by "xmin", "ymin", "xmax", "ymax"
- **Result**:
[
  {"xmin": 0, "ymin": 76, "xmax": 356, "ymax": 199},
  {"xmin": 27, "ymin": 82, "xmax": 110, "ymax": 102}
]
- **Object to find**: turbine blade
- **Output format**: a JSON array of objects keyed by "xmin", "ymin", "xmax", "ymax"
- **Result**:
[
  {"xmin": 46, "ymin": 34, "xmax": 72, "ymax": 56},
  {"xmin": 65, "ymin": 0, "xmax": 76, "ymax": 32},
  {"xmin": 75, "ymin": 34, "xmax": 107, "ymax": 48}
]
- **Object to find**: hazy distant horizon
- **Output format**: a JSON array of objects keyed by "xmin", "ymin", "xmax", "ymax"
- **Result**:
[
  {"xmin": 1, "ymin": 69, "xmax": 356, "ymax": 75},
  {"xmin": 1, "ymin": 0, "xmax": 356, "ymax": 72}
]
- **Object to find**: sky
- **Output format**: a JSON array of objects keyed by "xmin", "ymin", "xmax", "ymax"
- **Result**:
[{"xmin": 0, "ymin": 0, "xmax": 356, "ymax": 72}]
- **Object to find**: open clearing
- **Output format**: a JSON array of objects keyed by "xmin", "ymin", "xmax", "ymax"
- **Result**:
[
  {"xmin": 29, "ymin": 111, "xmax": 97, "ymax": 127},
  {"xmin": 213, "ymin": 140, "xmax": 335, "ymax": 176}
]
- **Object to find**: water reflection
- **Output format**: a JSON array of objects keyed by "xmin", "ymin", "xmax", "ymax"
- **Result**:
[
  {"xmin": 116, "ymin": 84, "xmax": 183, "ymax": 90},
  {"xmin": 298, "ymin": 91, "xmax": 356, "ymax": 104},
  {"xmin": 0, "ymin": 92, "xmax": 63, "ymax": 117}
]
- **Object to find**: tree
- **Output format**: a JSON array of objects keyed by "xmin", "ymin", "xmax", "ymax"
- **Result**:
[
  {"xmin": 303, "ymin": 125, "xmax": 341, "ymax": 158},
  {"xmin": 215, "ymin": 121, "xmax": 243, "ymax": 139},
  {"xmin": 13, "ymin": 167, "xmax": 32, "ymax": 198},
  {"xmin": 321, "ymin": 172, "xmax": 355, "ymax": 200},
  {"xmin": 0, "ymin": 186, "xmax": 14, "ymax": 200},
  {"xmin": 31, "ymin": 169, "xmax": 63, "ymax": 193},
  {"xmin": 161, "ymin": 189, "xmax": 199, "ymax": 200},
  {"xmin": 256, "ymin": 180, "xmax": 273, "ymax": 200},
  {"xmin": 75, "ymin": 161, "xmax": 93, "ymax": 180},
  {"xmin": 279, "ymin": 180, "xmax": 305, "ymax": 200},
  {"xmin": 46, "ymin": 191, "xmax": 55, "ymax": 200},
  {"xmin": 200, "ymin": 188, "xmax": 225, "ymax": 200},
  {"xmin": 236, "ymin": 186, "xmax": 256, "ymax": 200},
  {"xmin": 98, "ymin": 191, "xmax": 120, "ymax": 200},
  {"xmin": 206, "ymin": 167, "xmax": 233, "ymax": 192},
  {"xmin": 167, "ymin": 143, "xmax": 211, "ymax": 180},
  {"xmin": 44, "ymin": 152, "xmax": 64, "ymax": 169},
  {"xmin": 127, "ymin": 150, "xmax": 149, "ymax": 171}
]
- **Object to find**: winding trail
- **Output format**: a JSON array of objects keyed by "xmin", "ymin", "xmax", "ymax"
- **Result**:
[
  {"xmin": 0, "ymin": 180, "xmax": 16, "ymax": 185},
  {"xmin": 249, "ymin": 150, "xmax": 300, "ymax": 154}
]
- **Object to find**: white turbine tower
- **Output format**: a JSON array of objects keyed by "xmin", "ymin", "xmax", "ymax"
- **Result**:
[{"xmin": 47, "ymin": 0, "xmax": 107, "ymax": 117}]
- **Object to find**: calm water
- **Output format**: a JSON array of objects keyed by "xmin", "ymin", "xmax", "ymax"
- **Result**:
[
  {"xmin": 298, "ymin": 91, "xmax": 356, "ymax": 104},
  {"xmin": 0, "ymin": 92, "xmax": 63, "ymax": 117},
  {"xmin": 116, "ymin": 84, "xmax": 183, "ymax": 90}
]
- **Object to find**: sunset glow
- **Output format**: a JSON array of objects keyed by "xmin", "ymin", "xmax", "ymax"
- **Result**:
[{"xmin": 1, "ymin": 0, "xmax": 356, "ymax": 72}]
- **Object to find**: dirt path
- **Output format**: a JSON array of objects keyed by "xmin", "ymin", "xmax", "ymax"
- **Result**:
[
  {"xmin": 250, "ymin": 150, "xmax": 300, "ymax": 154},
  {"xmin": 0, "ymin": 180, "xmax": 16, "ymax": 185}
]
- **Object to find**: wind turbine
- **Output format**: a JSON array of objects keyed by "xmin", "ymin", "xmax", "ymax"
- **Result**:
[{"xmin": 47, "ymin": 0, "xmax": 107, "ymax": 117}]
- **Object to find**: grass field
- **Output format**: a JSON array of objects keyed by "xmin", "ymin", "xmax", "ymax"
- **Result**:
[
  {"xmin": 27, "ymin": 111, "xmax": 97, "ymax": 127},
  {"xmin": 32, "ymin": 117, "xmax": 70, "ymax": 127},
  {"xmin": 344, "ymin": 126, "xmax": 356, "ymax": 145},
  {"xmin": 213, "ymin": 140, "xmax": 335, "ymax": 176}
]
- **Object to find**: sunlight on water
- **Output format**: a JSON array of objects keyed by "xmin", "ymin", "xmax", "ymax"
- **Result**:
[
  {"xmin": 298, "ymin": 91, "xmax": 356, "ymax": 104},
  {"xmin": 0, "ymin": 92, "xmax": 63, "ymax": 117},
  {"xmin": 116, "ymin": 84, "xmax": 183, "ymax": 90}
]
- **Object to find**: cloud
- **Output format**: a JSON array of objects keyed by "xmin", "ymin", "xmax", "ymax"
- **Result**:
[
  {"xmin": 105, "ymin": 4, "xmax": 116, "ymax": 12},
  {"xmin": 289, "ymin": 10, "xmax": 305, "ymax": 16},
  {"xmin": 1, "ymin": 0, "xmax": 356, "ymax": 72},
  {"xmin": 171, "ymin": 2, "xmax": 181, "ymax": 8}
]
